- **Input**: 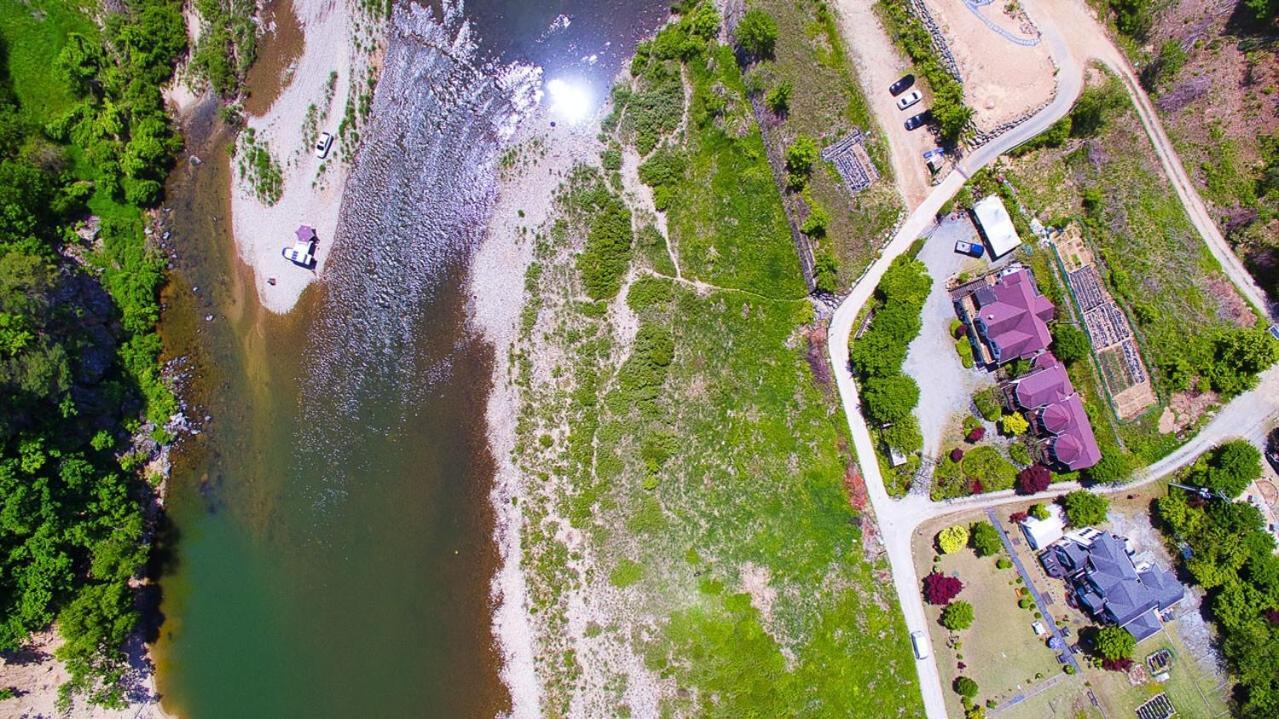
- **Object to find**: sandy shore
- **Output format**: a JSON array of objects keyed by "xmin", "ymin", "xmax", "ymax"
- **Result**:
[
  {"xmin": 229, "ymin": 1, "xmax": 382, "ymax": 314},
  {"xmin": 0, "ymin": 631, "xmax": 173, "ymax": 719},
  {"xmin": 469, "ymin": 110, "xmax": 606, "ymax": 718}
]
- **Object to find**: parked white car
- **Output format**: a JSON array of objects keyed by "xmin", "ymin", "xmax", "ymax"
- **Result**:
[
  {"xmin": 910, "ymin": 630, "xmax": 929, "ymax": 659},
  {"xmin": 896, "ymin": 89, "xmax": 922, "ymax": 111},
  {"xmin": 315, "ymin": 131, "xmax": 334, "ymax": 159},
  {"xmin": 282, "ymin": 243, "xmax": 315, "ymax": 268}
]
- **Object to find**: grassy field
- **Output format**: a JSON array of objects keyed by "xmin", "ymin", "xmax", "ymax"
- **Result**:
[
  {"xmin": 0, "ymin": 0, "xmax": 98, "ymax": 124},
  {"xmin": 750, "ymin": 0, "xmax": 901, "ymax": 284},
  {"xmin": 511, "ymin": 8, "xmax": 923, "ymax": 715},
  {"xmin": 915, "ymin": 514, "xmax": 1064, "ymax": 716}
]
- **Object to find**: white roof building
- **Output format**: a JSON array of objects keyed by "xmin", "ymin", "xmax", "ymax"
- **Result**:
[
  {"xmin": 1020, "ymin": 504, "xmax": 1066, "ymax": 550},
  {"xmin": 972, "ymin": 195, "xmax": 1021, "ymax": 258}
]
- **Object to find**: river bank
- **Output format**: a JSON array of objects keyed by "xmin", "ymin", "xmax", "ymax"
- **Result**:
[
  {"xmin": 228, "ymin": 0, "xmax": 384, "ymax": 314},
  {"xmin": 471, "ymin": 115, "xmax": 603, "ymax": 717}
]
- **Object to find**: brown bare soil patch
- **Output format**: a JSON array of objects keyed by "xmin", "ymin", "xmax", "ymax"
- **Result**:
[{"xmin": 923, "ymin": 0, "xmax": 1056, "ymax": 129}]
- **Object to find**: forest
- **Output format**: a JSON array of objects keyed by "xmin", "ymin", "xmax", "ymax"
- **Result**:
[{"xmin": 0, "ymin": 0, "xmax": 185, "ymax": 708}]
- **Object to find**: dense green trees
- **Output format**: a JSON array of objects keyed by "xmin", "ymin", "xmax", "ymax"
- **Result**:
[
  {"xmin": 0, "ymin": 0, "xmax": 183, "ymax": 707},
  {"xmin": 1050, "ymin": 323, "xmax": 1090, "ymax": 365},
  {"xmin": 1189, "ymin": 440, "xmax": 1262, "ymax": 499},
  {"xmin": 850, "ymin": 256, "xmax": 930, "ymax": 462},
  {"xmin": 877, "ymin": 0, "xmax": 973, "ymax": 144},
  {"xmin": 1061, "ymin": 490, "xmax": 1109, "ymax": 526}
]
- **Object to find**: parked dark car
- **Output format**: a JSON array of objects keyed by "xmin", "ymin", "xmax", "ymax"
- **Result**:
[
  {"xmin": 904, "ymin": 111, "xmax": 930, "ymax": 131},
  {"xmin": 889, "ymin": 74, "xmax": 915, "ymax": 96}
]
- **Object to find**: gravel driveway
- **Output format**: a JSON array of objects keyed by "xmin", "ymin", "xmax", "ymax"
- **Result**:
[{"xmin": 903, "ymin": 216, "xmax": 995, "ymax": 458}]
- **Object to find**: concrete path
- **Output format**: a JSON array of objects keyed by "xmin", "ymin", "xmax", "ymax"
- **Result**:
[
  {"xmin": 825, "ymin": 2, "xmax": 1279, "ymax": 716},
  {"xmin": 986, "ymin": 509, "xmax": 1080, "ymax": 672}
]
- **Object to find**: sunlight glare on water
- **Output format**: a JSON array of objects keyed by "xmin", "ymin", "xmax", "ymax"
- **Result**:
[{"xmin": 546, "ymin": 77, "xmax": 593, "ymax": 124}]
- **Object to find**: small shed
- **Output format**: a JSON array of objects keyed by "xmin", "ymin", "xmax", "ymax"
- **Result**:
[
  {"xmin": 1019, "ymin": 504, "xmax": 1066, "ymax": 550},
  {"xmin": 972, "ymin": 195, "xmax": 1021, "ymax": 258}
]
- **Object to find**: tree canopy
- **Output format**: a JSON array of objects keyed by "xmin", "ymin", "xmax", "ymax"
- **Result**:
[
  {"xmin": 1093, "ymin": 625, "xmax": 1135, "ymax": 661},
  {"xmin": 969, "ymin": 521, "xmax": 1002, "ymax": 557},
  {"xmin": 941, "ymin": 600, "xmax": 975, "ymax": 631},
  {"xmin": 1061, "ymin": 490, "xmax": 1109, "ymax": 527},
  {"xmin": 1190, "ymin": 440, "xmax": 1262, "ymax": 499},
  {"xmin": 937, "ymin": 525, "xmax": 969, "ymax": 555}
]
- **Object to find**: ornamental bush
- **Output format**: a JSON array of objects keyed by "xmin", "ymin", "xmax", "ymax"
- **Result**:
[
  {"xmin": 941, "ymin": 601, "xmax": 975, "ymax": 631},
  {"xmin": 953, "ymin": 675, "xmax": 979, "ymax": 698},
  {"xmin": 1016, "ymin": 464, "xmax": 1052, "ymax": 495},
  {"xmin": 1000, "ymin": 412, "xmax": 1030, "ymax": 436},
  {"xmin": 1093, "ymin": 625, "xmax": 1135, "ymax": 661},
  {"xmin": 938, "ymin": 525, "xmax": 969, "ymax": 554},
  {"xmin": 923, "ymin": 572, "xmax": 964, "ymax": 605},
  {"xmin": 969, "ymin": 521, "xmax": 1002, "ymax": 557}
]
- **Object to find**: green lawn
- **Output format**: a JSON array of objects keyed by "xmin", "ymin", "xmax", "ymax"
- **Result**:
[
  {"xmin": 915, "ymin": 514, "xmax": 1065, "ymax": 716},
  {"xmin": 0, "ymin": 0, "xmax": 98, "ymax": 124}
]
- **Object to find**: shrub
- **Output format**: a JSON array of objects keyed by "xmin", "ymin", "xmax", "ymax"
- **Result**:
[
  {"xmin": 735, "ymin": 9, "xmax": 778, "ymax": 59},
  {"xmin": 765, "ymin": 81, "xmax": 792, "ymax": 114},
  {"xmin": 1093, "ymin": 625, "xmax": 1135, "ymax": 661},
  {"xmin": 938, "ymin": 525, "xmax": 970, "ymax": 555},
  {"xmin": 973, "ymin": 388, "xmax": 1001, "ymax": 421},
  {"xmin": 923, "ymin": 572, "xmax": 964, "ymax": 605},
  {"xmin": 1061, "ymin": 490, "xmax": 1109, "ymax": 527},
  {"xmin": 1050, "ymin": 323, "xmax": 1090, "ymax": 365},
  {"xmin": 785, "ymin": 135, "xmax": 820, "ymax": 188},
  {"xmin": 1009, "ymin": 442, "xmax": 1032, "ymax": 466},
  {"xmin": 996, "ymin": 557, "xmax": 1012, "ymax": 569},
  {"xmin": 637, "ymin": 145, "xmax": 687, "ymax": 211},
  {"xmin": 955, "ymin": 337, "xmax": 974, "ymax": 368},
  {"xmin": 965, "ymin": 426, "xmax": 986, "ymax": 443},
  {"xmin": 1086, "ymin": 452, "xmax": 1131, "ymax": 484},
  {"xmin": 950, "ymin": 447, "xmax": 965, "ymax": 463},
  {"xmin": 953, "ymin": 676, "xmax": 979, "ymax": 698},
  {"xmin": 941, "ymin": 601, "xmax": 975, "ymax": 631},
  {"xmin": 969, "ymin": 521, "xmax": 1002, "ymax": 557},
  {"xmin": 1016, "ymin": 464, "xmax": 1052, "ymax": 494},
  {"xmin": 881, "ymin": 416, "xmax": 923, "ymax": 455},
  {"xmin": 800, "ymin": 199, "xmax": 830, "ymax": 237},
  {"xmin": 813, "ymin": 247, "xmax": 839, "ymax": 294},
  {"xmin": 1000, "ymin": 412, "xmax": 1029, "ymax": 436},
  {"xmin": 1029, "ymin": 503, "xmax": 1050, "ymax": 521}
]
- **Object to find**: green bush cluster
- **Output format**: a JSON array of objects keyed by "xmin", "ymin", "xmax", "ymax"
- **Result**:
[
  {"xmin": 0, "ymin": 2, "xmax": 184, "ymax": 706},
  {"xmin": 235, "ymin": 127, "xmax": 283, "ymax": 205},
  {"xmin": 565, "ymin": 170, "xmax": 634, "ymax": 301},
  {"xmin": 968, "ymin": 521, "xmax": 1002, "ymax": 557},
  {"xmin": 1157, "ymin": 488, "xmax": 1279, "ymax": 716},
  {"xmin": 877, "ymin": 0, "xmax": 973, "ymax": 144},
  {"xmin": 637, "ymin": 145, "xmax": 687, "ymax": 211},
  {"xmin": 940, "ymin": 600, "xmax": 975, "ymax": 631},
  {"xmin": 734, "ymin": 9, "xmax": 778, "ymax": 60},
  {"xmin": 1060, "ymin": 490, "xmax": 1109, "ymax": 526},
  {"xmin": 48, "ymin": 1, "xmax": 187, "ymax": 206},
  {"xmin": 972, "ymin": 387, "xmax": 1001, "ymax": 421},
  {"xmin": 189, "ymin": 0, "xmax": 258, "ymax": 96},
  {"xmin": 850, "ymin": 257, "xmax": 930, "ymax": 459}
]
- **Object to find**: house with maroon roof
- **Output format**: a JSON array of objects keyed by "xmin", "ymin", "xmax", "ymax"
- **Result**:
[
  {"xmin": 1008, "ymin": 353, "xmax": 1103, "ymax": 471},
  {"xmin": 955, "ymin": 269, "xmax": 1054, "ymax": 366}
]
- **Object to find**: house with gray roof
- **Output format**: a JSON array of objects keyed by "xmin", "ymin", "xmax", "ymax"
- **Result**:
[{"xmin": 1042, "ymin": 531, "xmax": 1184, "ymax": 640}]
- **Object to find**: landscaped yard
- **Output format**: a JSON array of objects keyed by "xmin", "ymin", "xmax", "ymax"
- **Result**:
[{"xmin": 914, "ymin": 512, "xmax": 1065, "ymax": 717}]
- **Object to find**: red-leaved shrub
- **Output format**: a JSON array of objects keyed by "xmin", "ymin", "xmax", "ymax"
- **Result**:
[{"xmin": 923, "ymin": 572, "xmax": 964, "ymax": 605}]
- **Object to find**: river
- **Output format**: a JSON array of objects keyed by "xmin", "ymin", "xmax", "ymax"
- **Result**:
[{"xmin": 152, "ymin": 1, "xmax": 666, "ymax": 717}]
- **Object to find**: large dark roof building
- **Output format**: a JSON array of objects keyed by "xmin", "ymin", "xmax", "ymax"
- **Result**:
[
  {"xmin": 1011, "ymin": 354, "xmax": 1102, "ymax": 471},
  {"xmin": 1043, "ymin": 531, "xmax": 1184, "ymax": 641},
  {"xmin": 963, "ymin": 269, "xmax": 1055, "ymax": 365}
]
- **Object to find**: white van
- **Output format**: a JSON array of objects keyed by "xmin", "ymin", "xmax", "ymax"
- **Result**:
[{"xmin": 910, "ymin": 630, "xmax": 929, "ymax": 660}]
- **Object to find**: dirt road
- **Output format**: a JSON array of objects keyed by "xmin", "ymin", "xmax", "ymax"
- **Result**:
[
  {"xmin": 831, "ymin": 0, "xmax": 936, "ymax": 208},
  {"xmin": 1020, "ymin": 0, "xmax": 1273, "ymax": 319}
]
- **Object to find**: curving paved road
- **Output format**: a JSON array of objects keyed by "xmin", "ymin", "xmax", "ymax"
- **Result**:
[{"xmin": 826, "ymin": 2, "xmax": 1277, "ymax": 716}]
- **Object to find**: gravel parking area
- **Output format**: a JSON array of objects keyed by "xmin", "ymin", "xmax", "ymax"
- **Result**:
[{"xmin": 903, "ymin": 217, "xmax": 994, "ymax": 458}]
